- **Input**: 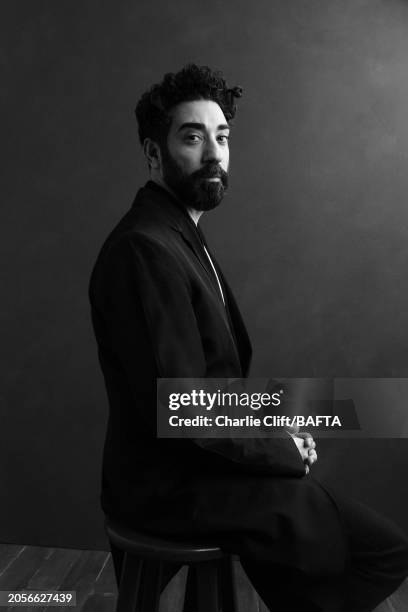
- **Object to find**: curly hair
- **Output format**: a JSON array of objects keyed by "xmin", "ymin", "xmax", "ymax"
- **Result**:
[{"xmin": 135, "ymin": 63, "xmax": 242, "ymax": 145}]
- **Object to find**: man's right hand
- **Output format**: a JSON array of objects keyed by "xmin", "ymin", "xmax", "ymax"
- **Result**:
[{"xmin": 288, "ymin": 431, "xmax": 318, "ymax": 474}]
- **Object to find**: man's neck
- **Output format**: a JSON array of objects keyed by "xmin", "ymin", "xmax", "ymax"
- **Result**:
[{"xmin": 150, "ymin": 177, "xmax": 203, "ymax": 226}]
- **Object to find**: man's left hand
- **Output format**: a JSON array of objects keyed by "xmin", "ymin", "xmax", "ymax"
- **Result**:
[{"xmin": 288, "ymin": 431, "xmax": 318, "ymax": 474}]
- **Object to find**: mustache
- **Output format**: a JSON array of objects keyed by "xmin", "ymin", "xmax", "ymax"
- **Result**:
[{"xmin": 193, "ymin": 164, "xmax": 228, "ymax": 181}]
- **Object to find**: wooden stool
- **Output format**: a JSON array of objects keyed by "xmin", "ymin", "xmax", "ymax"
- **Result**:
[{"xmin": 106, "ymin": 517, "xmax": 239, "ymax": 612}]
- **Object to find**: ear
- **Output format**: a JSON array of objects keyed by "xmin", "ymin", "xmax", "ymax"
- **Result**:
[{"xmin": 143, "ymin": 138, "xmax": 162, "ymax": 170}]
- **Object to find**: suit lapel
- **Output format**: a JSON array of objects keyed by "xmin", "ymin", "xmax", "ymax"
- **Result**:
[
  {"xmin": 194, "ymin": 224, "xmax": 252, "ymax": 377},
  {"xmin": 138, "ymin": 182, "xmax": 226, "ymax": 306},
  {"xmin": 178, "ymin": 228, "xmax": 225, "ymax": 305},
  {"xmin": 135, "ymin": 182, "xmax": 252, "ymax": 374},
  {"xmin": 178, "ymin": 230, "xmax": 240, "ymax": 344}
]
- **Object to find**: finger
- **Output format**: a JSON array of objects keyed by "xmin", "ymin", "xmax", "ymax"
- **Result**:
[
  {"xmin": 307, "ymin": 450, "xmax": 317, "ymax": 465},
  {"xmin": 293, "ymin": 436, "xmax": 312, "ymax": 461},
  {"xmin": 297, "ymin": 431, "xmax": 313, "ymax": 441},
  {"xmin": 305, "ymin": 464, "xmax": 310, "ymax": 475},
  {"xmin": 298, "ymin": 433, "xmax": 315, "ymax": 448}
]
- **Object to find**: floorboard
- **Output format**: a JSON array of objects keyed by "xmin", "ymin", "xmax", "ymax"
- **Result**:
[
  {"xmin": 26, "ymin": 548, "xmax": 82, "ymax": 590},
  {"xmin": 0, "ymin": 542, "xmax": 406, "ymax": 610},
  {"xmin": 0, "ymin": 546, "xmax": 51, "ymax": 591},
  {"xmin": 58, "ymin": 550, "xmax": 108, "ymax": 609},
  {"xmin": 0, "ymin": 545, "xmax": 25, "ymax": 576},
  {"xmin": 80, "ymin": 593, "xmax": 116, "ymax": 612}
]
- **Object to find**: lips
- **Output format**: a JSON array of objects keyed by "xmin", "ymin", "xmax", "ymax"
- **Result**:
[
  {"xmin": 200, "ymin": 172, "xmax": 222, "ymax": 179},
  {"xmin": 192, "ymin": 164, "xmax": 228, "ymax": 194},
  {"xmin": 196, "ymin": 164, "xmax": 224, "ymax": 180}
]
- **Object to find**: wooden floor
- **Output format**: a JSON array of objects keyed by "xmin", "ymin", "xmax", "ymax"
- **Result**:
[{"xmin": 0, "ymin": 542, "xmax": 407, "ymax": 611}]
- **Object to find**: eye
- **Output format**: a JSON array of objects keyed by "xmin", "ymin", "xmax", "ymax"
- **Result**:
[
  {"xmin": 217, "ymin": 134, "xmax": 230, "ymax": 144},
  {"xmin": 184, "ymin": 134, "xmax": 202, "ymax": 143}
]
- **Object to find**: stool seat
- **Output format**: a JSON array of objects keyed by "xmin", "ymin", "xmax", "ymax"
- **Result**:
[
  {"xmin": 105, "ymin": 517, "xmax": 239, "ymax": 611},
  {"xmin": 106, "ymin": 518, "xmax": 225, "ymax": 562}
]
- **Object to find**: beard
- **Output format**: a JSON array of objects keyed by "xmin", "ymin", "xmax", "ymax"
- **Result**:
[{"xmin": 160, "ymin": 147, "xmax": 229, "ymax": 212}]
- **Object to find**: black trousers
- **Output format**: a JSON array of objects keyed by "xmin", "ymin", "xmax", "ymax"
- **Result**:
[
  {"xmin": 240, "ymin": 492, "xmax": 408, "ymax": 611},
  {"xmin": 110, "ymin": 492, "xmax": 408, "ymax": 612}
]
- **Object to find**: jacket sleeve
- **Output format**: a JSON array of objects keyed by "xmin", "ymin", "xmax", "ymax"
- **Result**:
[{"xmin": 97, "ymin": 233, "xmax": 306, "ymax": 478}]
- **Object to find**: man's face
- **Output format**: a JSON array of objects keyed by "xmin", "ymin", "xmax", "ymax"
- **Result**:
[{"xmin": 160, "ymin": 99, "xmax": 230, "ymax": 211}]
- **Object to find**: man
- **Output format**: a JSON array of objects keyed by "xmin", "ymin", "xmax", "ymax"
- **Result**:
[{"xmin": 89, "ymin": 64, "xmax": 408, "ymax": 611}]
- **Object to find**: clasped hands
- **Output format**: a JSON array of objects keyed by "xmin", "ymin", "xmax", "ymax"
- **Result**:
[{"xmin": 286, "ymin": 425, "xmax": 317, "ymax": 475}]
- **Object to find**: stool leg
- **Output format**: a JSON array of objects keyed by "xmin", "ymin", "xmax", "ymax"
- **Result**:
[
  {"xmin": 219, "ymin": 556, "xmax": 239, "ymax": 612},
  {"xmin": 117, "ymin": 553, "xmax": 143, "ymax": 612},
  {"xmin": 138, "ymin": 560, "xmax": 163, "ymax": 612},
  {"xmin": 110, "ymin": 541, "xmax": 126, "ymax": 587},
  {"xmin": 195, "ymin": 562, "xmax": 220, "ymax": 612},
  {"xmin": 182, "ymin": 566, "xmax": 196, "ymax": 612}
]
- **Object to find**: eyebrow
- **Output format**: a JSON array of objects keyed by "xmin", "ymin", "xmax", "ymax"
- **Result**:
[{"xmin": 177, "ymin": 122, "xmax": 230, "ymax": 133}]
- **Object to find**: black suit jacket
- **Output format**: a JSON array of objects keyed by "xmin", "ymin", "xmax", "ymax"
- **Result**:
[{"xmin": 89, "ymin": 181, "xmax": 347, "ymax": 576}]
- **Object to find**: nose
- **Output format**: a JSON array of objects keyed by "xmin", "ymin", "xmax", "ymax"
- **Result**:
[{"xmin": 202, "ymin": 137, "xmax": 223, "ymax": 164}]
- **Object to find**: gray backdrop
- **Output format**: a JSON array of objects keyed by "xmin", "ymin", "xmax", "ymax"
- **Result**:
[{"xmin": 2, "ymin": 0, "xmax": 408, "ymax": 550}]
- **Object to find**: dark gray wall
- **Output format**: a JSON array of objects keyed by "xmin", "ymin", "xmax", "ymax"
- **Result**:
[{"xmin": 2, "ymin": 0, "xmax": 408, "ymax": 550}]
